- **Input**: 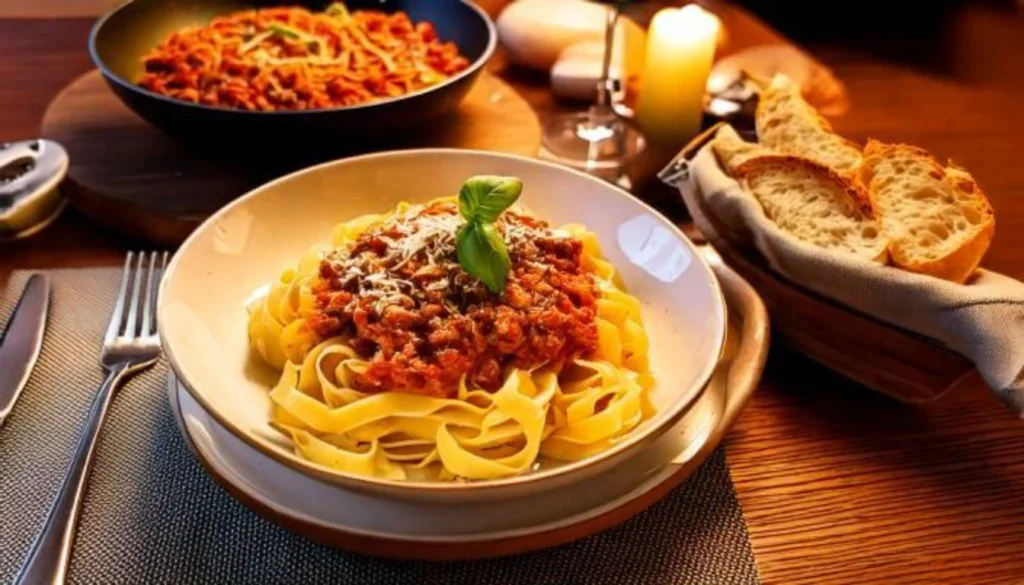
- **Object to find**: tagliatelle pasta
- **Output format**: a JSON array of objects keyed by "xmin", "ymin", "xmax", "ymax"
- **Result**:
[{"xmin": 247, "ymin": 196, "xmax": 653, "ymax": 481}]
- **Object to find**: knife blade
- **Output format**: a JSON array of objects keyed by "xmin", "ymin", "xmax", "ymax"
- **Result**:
[{"xmin": 0, "ymin": 274, "xmax": 50, "ymax": 425}]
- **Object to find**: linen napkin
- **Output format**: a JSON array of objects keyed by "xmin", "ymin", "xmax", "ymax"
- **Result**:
[{"xmin": 678, "ymin": 142, "xmax": 1024, "ymax": 417}]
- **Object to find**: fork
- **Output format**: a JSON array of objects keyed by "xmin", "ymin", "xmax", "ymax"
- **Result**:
[{"xmin": 14, "ymin": 251, "xmax": 167, "ymax": 585}]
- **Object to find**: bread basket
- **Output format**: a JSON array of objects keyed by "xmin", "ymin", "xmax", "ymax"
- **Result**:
[{"xmin": 660, "ymin": 123, "xmax": 975, "ymax": 404}]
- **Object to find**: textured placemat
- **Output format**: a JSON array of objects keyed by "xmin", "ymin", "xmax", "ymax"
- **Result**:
[{"xmin": 0, "ymin": 268, "xmax": 759, "ymax": 585}]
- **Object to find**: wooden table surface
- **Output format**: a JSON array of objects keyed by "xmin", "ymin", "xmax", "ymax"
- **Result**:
[{"xmin": 2, "ymin": 4, "xmax": 1023, "ymax": 584}]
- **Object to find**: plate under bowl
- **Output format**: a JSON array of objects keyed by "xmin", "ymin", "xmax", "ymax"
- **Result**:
[
  {"xmin": 158, "ymin": 148, "xmax": 727, "ymax": 503},
  {"xmin": 169, "ymin": 366, "xmax": 724, "ymax": 553},
  {"xmin": 88, "ymin": 0, "xmax": 496, "ymax": 142},
  {"xmin": 165, "ymin": 249, "xmax": 770, "ymax": 558}
]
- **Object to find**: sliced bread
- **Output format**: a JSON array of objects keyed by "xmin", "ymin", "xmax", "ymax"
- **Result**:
[
  {"xmin": 756, "ymin": 75, "xmax": 862, "ymax": 172},
  {"xmin": 733, "ymin": 154, "xmax": 888, "ymax": 263},
  {"xmin": 711, "ymin": 125, "xmax": 773, "ymax": 175},
  {"xmin": 860, "ymin": 140, "xmax": 995, "ymax": 282}
]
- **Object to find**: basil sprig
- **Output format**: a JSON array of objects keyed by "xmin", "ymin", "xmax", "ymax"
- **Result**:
[{"xmin": 455, "ymin": 176, "xmax": 523, "ymax": 294}]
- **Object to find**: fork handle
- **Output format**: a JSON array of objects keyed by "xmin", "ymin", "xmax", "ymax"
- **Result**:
[{"xmin": 14, "ymin": 364, "xmax": 128, "ymax": 585}]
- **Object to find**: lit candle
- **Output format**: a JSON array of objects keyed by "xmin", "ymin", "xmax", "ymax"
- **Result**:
[{"xmin": 635, "ymin": 4, "xmax": 720, "ymax": 147}]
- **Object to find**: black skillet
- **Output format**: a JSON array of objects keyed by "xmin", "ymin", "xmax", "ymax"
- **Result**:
[{"xmin": 89, "ymin": 0, "xmax": 496, "ymax": 143}]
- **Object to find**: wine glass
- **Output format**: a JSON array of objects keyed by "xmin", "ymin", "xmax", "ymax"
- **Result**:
[{"xmin": 539, "ymin": 1, "xmax": 645, "ymax": 190}]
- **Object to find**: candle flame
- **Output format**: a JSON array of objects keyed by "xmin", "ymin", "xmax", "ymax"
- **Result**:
[{"xmin": 654, "ymin": 4, "xmax": 720, "ymax": 45}]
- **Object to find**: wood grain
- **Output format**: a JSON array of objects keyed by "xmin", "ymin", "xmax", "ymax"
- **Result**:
[
  {"xmin": 0, "ymin": 19, "xmax": 128, "ymax": 281},
  {"xmin": 729, "ymin": 349, "xmax": 1024, "ymax": 585},
  {"xmin": 40, "ymin": 69, "xmax": 541, "ymax": 244},
  {"xmin": 726, "ymin": 9, "xmax": 1024, "ymax": 583},
  {"xmin": 0, "ymin": 0, "xmax": 120, "ymax": 18},
  {"xmin": 3, "ymin": 6, "xmax": 1024, "ymax": 584}
]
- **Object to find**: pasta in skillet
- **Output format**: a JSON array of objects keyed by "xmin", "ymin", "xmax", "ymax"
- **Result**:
[
  {"xmin": 247, "ymin": 180, "xmax": 653, "ymax": 481},
  {"xmin": 138, "ymin": 4, "xmax": 470, "ymax": 111}
]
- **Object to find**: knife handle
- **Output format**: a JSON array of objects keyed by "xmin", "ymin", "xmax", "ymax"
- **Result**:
[{"xmin": 14, "ymin": 364, "xmax": 127, "ymax": 585}]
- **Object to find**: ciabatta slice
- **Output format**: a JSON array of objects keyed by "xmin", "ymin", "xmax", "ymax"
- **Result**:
[
  {"xmin": 860, "ymin": 140, "xmax": 995, "ymax": 282},
  {"xmin": 756, "ymin": 75, "xmax": 862, "ymax": 172},
  {"xmin": 734, "ymin": 155, "xmax": 888, "ymax": 263},
  {"xmin": 711, "ymin": 125, "xmax": 772, "ymax": 175}
]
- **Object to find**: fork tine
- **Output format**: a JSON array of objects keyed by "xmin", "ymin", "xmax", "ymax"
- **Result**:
[
  {"xmin": 140, "ymin": 252, "xmax": 158, "ymax": 337},
  {"xmin": 156, "ymin": 251, "xmax": 169, "ymax": 330},
  {"xmin": 104, "ymin": 252, "xmax": 134, "ymax": 345},
  {"xmin": 160, "ymin": 251, "xmax": 169, "ymax": 291},
  {"xmin": 123, "ymin": 252, "xmax": 146, "ymax": 339}
]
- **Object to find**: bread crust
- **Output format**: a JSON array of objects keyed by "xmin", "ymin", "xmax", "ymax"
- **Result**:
[
  {"xmin": 734, "ymin": 154, "xmax": 875, "ymax": 218},
  {"xmin": 755, "ymin": 76, "xmax": 862, "ymax": 171},
  {"xmin": 709, "ymin": 121, "xmax": 994, "ymax": 279},
  {"xmin": 733, "ymin": 154, "xmax": 889, "ymax": 263},
  {"xmin": 711, "ymin": 136, "xmax": 767, "ymax": 175},
  {"xmin": 890, "ymin": 221, "xmax": 993, "ymax": 283},
  {"xmin": 861, "ymin": 140, "xmax": 996, "ymax": 283}
]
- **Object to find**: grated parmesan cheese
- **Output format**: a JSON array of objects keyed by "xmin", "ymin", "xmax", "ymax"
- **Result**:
[{"xmin": 320, "ymin": 201, "xmax": 569, "ymax": 318}]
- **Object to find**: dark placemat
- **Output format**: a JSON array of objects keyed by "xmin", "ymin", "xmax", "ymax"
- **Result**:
[{"xmin": 0, "ymin": 268, "xmax": 760, "ymax": 585}]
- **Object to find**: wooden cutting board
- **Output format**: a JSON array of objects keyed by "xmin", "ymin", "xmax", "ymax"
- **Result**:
[{"xmin": 41, "ymin": 70, "xmax": 542, "ymax": 244}]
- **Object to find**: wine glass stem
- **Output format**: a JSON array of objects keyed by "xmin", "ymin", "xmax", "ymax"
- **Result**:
[
  {"xmin": 596, "ymin": 5, "xmax": 619, "ymax": 110},
  {"xmin": 583, "ymin": 5, "xmax": 621, "ymax": 168}
]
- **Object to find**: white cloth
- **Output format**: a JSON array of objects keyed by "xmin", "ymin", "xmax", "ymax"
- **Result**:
[{"xmin": 680, "ymin": 143, "xmax": 1024, "ymax": 417}]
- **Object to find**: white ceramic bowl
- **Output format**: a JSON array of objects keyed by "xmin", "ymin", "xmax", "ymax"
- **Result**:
[{"xmin": 159, "ymin": 149, "xmax": 726, "ymax": 503}]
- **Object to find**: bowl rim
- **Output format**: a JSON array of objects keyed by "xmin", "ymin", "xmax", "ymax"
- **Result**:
[
  {"xmin": 87, "ymin": 0, "xmax": 497, "ymax": 116},
  {"xmin": 158, "ymin": 148, "xmax": 728, "ymax": 494}
]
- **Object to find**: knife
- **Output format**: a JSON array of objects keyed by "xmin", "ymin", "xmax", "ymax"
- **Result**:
[{"xmin": 0, "ymin": 274, "xmax": 50, "ymax": 426}]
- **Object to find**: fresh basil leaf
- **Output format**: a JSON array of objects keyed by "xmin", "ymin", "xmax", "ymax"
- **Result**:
[
  {"xmin": 456, "ymin": 222, "xmax": 510, "ymax": 294},
  {"xmin": 458, "ymin": 176, "xmax": 523, "ymax": 223}
]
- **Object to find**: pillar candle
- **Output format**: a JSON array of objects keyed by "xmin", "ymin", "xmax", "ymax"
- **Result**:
[{"xmin": 635, "ymin": 5, "xmax": 720, "ymax": 147}]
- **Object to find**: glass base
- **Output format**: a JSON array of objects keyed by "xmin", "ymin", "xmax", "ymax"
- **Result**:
[{"xmin": 539, "ymin": 108, "xmax": 645, "ymax": 191}]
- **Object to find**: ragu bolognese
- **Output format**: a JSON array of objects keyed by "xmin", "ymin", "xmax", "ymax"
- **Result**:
[
  {"xmin": 247, "ymin": 176, "xmax": 653, "ymax": 481},
  {"xmin": 138, "ymin": 3, "xmax": 470, "ymax": 111}
]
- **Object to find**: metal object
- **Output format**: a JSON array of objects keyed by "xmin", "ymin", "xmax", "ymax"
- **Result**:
[
  {"xmin": 657, "ymin": 121, "xmax": 728, "ymax": 187},
  {"xmin": 14, "ymin": 251, "xmax": 167, "ymax": 585},
  {"xmin": 89, "ymin": 0, "xmax": 497, "ymax": 142},
  {"xmin": 0, "ymin": 274, "xmax": 51, "ymax": 426},
  {"xmin": 538, "ymin": 3, "xmax": 643, "ymax": 192},
  {"xmin": 705, "ymin": 72, "xmax": 760, "ymax": 122},
  {"xmin": 703, "ymin": 69, "xmax": 762, "ymax": 136},
  {"xmin": 0, "ymin": 140, "xmax": 69, "ymax": 241}
]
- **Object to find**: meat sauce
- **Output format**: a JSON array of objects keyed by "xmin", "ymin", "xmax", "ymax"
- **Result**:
[{"xmin": 307, "ymin": 201, "xmax": 599, "ymax": 397}]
